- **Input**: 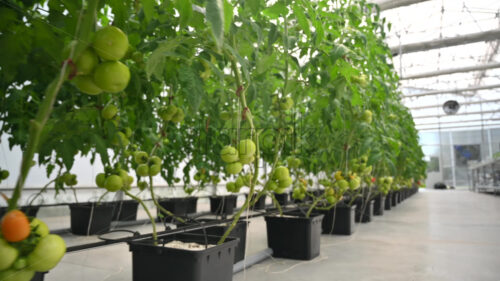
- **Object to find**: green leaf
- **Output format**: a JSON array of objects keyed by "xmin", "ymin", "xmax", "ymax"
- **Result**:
[
  {"xmin": 146, "ymin": 39, "xmax": 182, "ymax": 80},
  {"xmin": 255, "ymin": 53, "xmax": 277, "ymax": 75},
  {"xmin": 175, "ymin": 0, "xmax": 192, "ymax": 28},
  {"xmin": 140, "ymin": 0, "xmax": 156, "ymax": 22},
  {"xmin": 223, "ymin": 0, "xmax": 233, "ymax": 33},
  {"xmin": 179, "ymin": 65, "xmax": 205, "ymax": 113},
  {"xmin": 262, "ymin": 2, "xmax": 288, "ymax": 19},
  {"xmin": 206, "ymin": 0, "xmax": 225, "ymax": 48},
  {"xmin": 292, "ymin": 3, "xmax": 310, "ymax": 36}
]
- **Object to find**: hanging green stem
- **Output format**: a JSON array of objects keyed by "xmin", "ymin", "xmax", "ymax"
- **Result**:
[{"xmin": 125, "ymin": 190, "xmax": 157, "ymax": 245}]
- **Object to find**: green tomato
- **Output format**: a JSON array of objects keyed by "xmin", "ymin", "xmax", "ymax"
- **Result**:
[
  {"xmin": 279, "ymin": 97, "xmax": 294, "ymax": 110},
  {"xmin": 239, "ymin": 154, "xmax": 254, "ymax": 165},
  {"xmin": 362, "ymin": 110, "xmax": 373, "ymax": 124},
  {"xmin": 93, "ymin": 61, "xmax": 130, "ymax": 93},
  {"xmin": 235, "ymin": 176, "xmax": 244, "ymax": 189},
  {"xmin": 0, "ymin": 170, "xmax": 9, "ymax": 180},
  {"xmin": 226, "ymin": 162, "xmax": 243, "ymax": 175},
  {"xmin": 337, "ymin": 179, "xmax": 349, "ymax": 190},
  {"xmin": 237, "ymin": 139, "xmax": 256, "ymax": 156},
  {"xmin": 138, "ymin": 181, "xmax": 148, "ymax": 190},
  {"xmin": 149, "ymin": 164, "xmax": 161, "ymax": 176},
  {"xmin": 226, "ymin": 182, "xmax": 236, "ymax": 192},
  {"xmin": 136, "ymin": 164, "xmax": 149, "ymax": 177},
  {"xmin": 219, "ymin": 111, "xmax": 232, "ymax": 120},
  {"xmin": 0, "ymin": 238, "xmax": 18, "ymax": 271},
  {"xmin": 134, "ymin": 151, "xmax": 149, "ymax": 164},
  {"xmin": 26, "ymin": 234, "xmax": 66, "ymax": 272},
  {"xmin": 326, "ymin": 196, "xmax": 336, "ymax": 205},
  {"xmin": 278, "ymin": 176, "xmax": 292, "ymax": 188},
  {"xmin": 265, "ymin": 181, "xmax": 278, "ymax": 191},
  {"xmin": 95, "ymin": 173, "xmax": 106, "ymax": 188},
  {"xmin": 73, "ymin": 75, "xmax": 102, "ymax": 95},
  {"xmin": 104, "ymin": 175, "xmax": 123, "ymax": 192},
  {"xmin": 123, "ymin": 127, "xmax": 133, "ymax": 138},
  {"xmin": 12, "ymin": 258, "xmax": 28, "ymax": 270},
  {"xmin": 30, "ymin": 218, "xmax": 49, "ymax": 238},
  {"xmin": 118, "ymin": 169, "xmax": 132, "ymax": 186},
  {"xmin": 275, "ymin": 187, "xmax": 287, "ymax": 194},
  {"xmin": 101, "ymin": 104, "xmax": 118, "ymax": 120},
  {"xmin": 170, "ymin": 108, "xmax": 185, "ymax": 123},
  {"xmin": 158, "ymin": 105, "xmax": 178, "ymax": 121},
  {"xmin": 150, "ymin": 156, "xmax": 162, "ymax": 166},
  {"xmin": 112, "ymin": 132, "xmax": 129, "ymax": 147},
  {"xmin": 0, "ymin": 269, "xmax": 35, "ymax": 281},
  {"xmin": 92, "ymin": 26, "xmax": 129, "ymax": 61},
  {"xmin": 75, "ymin": 48, "xmax": 98, "ymax": 75},
  {"xmin": 273, "ymin": 166, "xmax": 290, "ymax": 181},
  {"xmin": 220, "ymin": 146, "xmax": 239, "ymax": 163}
]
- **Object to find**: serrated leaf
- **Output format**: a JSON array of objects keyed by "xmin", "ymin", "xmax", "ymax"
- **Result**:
[
  {"xmin": 179, "ymin": 65, "xmax": 204, "ymax": 113},
  {"xmin": 175, "ymin": 0, "xmax": 192, "ymax": 28},
  {"xmin": 255, "ymin": 53, "xmax": 277, "ymax": 75},
  {"xmin": 206, "ymin": 0, "xmax": 225, "ymax": 48},
  {"xmin": 146, "ymin": 39, "xmax": 182, "ymax": 80}
]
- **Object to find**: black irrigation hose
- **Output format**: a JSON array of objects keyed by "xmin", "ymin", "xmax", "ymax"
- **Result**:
[{"xmin": 66, "ymin": 206, "xmax": 298, "ymax": 253}]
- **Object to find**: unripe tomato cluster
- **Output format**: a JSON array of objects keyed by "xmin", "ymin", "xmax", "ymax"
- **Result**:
[
  {"xmin": 96, "ymin": 167, "xmax": 134, "ymax": 192},
  {"xmin": 72, "ymin": 26, "xmax": 131, "ymax": 95},
  {"xmin": 361, "ymin": 109, "xmax": 373, "ymax": 124},
  {"xmin": 220, "ymin": 139, "xmax": 256, "ymax": 175},
  {"xmin": 226, "ymin": 173, "xmax": 252, "ymax": 193},
  {"xmin": 158, "ymin": 105, "xmax": 185, "ymax": 123},
  {"xmin": 265, "ymin": 166, "xmax": 292, "ymax": 194},
  {"xmin": 100, "ymin": 104, "xmax": 133, "ymax": 147},
  {"xmin": 133, "ymin": 151, "xmax": 162, "ymax": 181},
  {"xmin": 271, "ymin": 95, "xmax": 294, "ymax": 117},
  {"xmin": 0, "ymin": 210, "xmax": 66, "ymax": 281},
  {"xmin": 55, "ymin": 172, "xmax": 78, "ymax": 187},
  {"xmin": 286, "ymin": 156, "xmax": 301, "ymax": 169},
  {"xmin": 334, "ymin": 171, "xmax": 361, "ymax": 192},
  {"xmin": 378, "ymin": 176, "xmax": 393, "ymax": 194}
]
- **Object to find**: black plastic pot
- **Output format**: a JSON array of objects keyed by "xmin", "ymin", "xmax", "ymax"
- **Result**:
[
  {"xmin": 1, "ymin": 206, "xmax": 40, "ymax": 218},
  {"xmin": 384, "ymin": 193, "xmax": 392, "ymax": 210},
  {"xmin": 112, "ymin": 200, "xmax": 139, "ymax": 221},
  {"xmin": 265, "ymin": 212, "xmax": 324, "ymax": 260},
  {"xmin": 274, "ymin": 192, "xmax": 289, "ymax": 206},
  {"xmin": 391, "ymin": 192, "xmax": 398, "ymax": 207},
  {"xmin": 184, "ymin": 220, "xmax": 248, "ymax": 263},
  {"xmin": 320, "ymin": 203, "xmax": 356, "ymax": 235},
  {"xmin": 396, "ymin": 191, "xmax": 402, "ymax": 204},
  {"xmin": 209, "ymin": 195, "xmax": 237, "ymax": 216},
  {"xmin": 246, "ymin": 194, "xmax": 266, "ymax": 210},
  {"xmin": 354, "ymin": 199, "xmax": 374, "ymax": 223},
  {"xmin": 373, "ymin": 195, "xmax": 385, "ymax": 216},
  {"xmin": 157, "ymin": 198, "xmax": 188, "ymax": 220},
  {"xmin": 31, "ymin": 272, "xmax": 46, "ymax": 281},
  {"xmin": 69, "ymin": 203, "xmax": 114, "ymax": 235},
  {"xmin": 128, "ymin": 233, "xmax": 238, "ymax": 281},
  {"xmin": 185, "ymin": 197, "xmax": 198, "ymax": 214}
]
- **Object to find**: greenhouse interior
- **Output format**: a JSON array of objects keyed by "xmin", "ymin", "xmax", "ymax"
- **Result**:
[{"xmin": 1, "ymin": 0, "xmax": 500, "ymax": 280}]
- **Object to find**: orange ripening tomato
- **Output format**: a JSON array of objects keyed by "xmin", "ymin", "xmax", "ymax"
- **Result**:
[{"xmin": 1, "ymin": 210, "xmax": 31, "ymax": 242}]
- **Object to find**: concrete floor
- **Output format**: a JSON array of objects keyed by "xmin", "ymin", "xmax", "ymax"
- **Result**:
[{"xmin": 42, "ymin": 190, "xmax": 500, "ymax": 281}]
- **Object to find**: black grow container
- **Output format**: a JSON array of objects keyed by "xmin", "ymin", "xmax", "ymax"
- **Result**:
[
  {"xmin": 1, "ymin": 206, "xmax": 40, "ymax": 218},
  {"xmin": 31, "ymin": 272, "xmax": 46, "ymax": 281},
  {"xmin": 209, "ymin": 195, "xmax": 237, "ymax": 216},
  {"xmin": 185, "ymin": 197, "xmax": 198, "ymax": 214},
  {"xmin": 354, "ymin": 199, "xmax": 374, "ymax": 223},
  {"xmin": 274, "ymin": 192, "xmax": 289, "ymax": 206},
  {"xmin": 112, "ymin": 200, "xmax": 139, "ymax": 221},
  {"xmin": 157, "ymin": 198, "xmax": 188, "ymax": 221},
  {"xmin": 246, "ymin": 194, "xmax": 266, "ymax": 210},
  {"xmin": 184, "ymin": 219, "xmax": 248, "ymax": 263},
  {"xmin": 384, "ymin": 192, "xmax": 392, "ymax": 210},
  {"xmin": 391, "ymin": 192, "xmax": 399, "ymax": 207},
  {"xmin": 128, "ymin": 233, "xmax": 238, "ymax": 281},
  {"xmin": 265, "ymin": 212, "xmax": 324, "ymax": 260},
  {"xmin": 373, "ymin": 195, "xmax": 385, "ymax": 216},
  {"xmin": 69, "ymin": 203, "xmax": 114, "ymax": 235},
  {"xmin": 320, "ymin": 203, "xmax": 356, "ymax": 235}
]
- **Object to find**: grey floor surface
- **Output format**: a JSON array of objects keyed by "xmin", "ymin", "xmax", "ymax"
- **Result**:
[{"xmin": 41, "ymin": 189, "xmax": 500, "ymax": 281}]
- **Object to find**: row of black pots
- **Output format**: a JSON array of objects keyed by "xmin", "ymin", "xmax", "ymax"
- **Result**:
[{"xmin": 0, "ymin": 205, "xmax": 41, "ymax": 218}]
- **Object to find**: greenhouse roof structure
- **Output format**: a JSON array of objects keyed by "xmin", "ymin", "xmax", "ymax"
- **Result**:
[{"xmin": 374, "ymin": 0, "xmax": 500, "ymax": 132}]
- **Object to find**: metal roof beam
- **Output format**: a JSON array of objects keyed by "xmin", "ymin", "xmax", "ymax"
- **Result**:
[
  {"xmin": 373, "ymin": 0, "xmax": 431, "ymax": 11},
  {"xmin": 401, "ymin": 62, "xmax": 500, "ymax": 80},
  {"xmin": 413, "ymin": 109, "xmax": 500, "ymax": 119},
  {"xmin": 408, "ymin": 99, "xmax": 500, "ymax": 110},
  {"xmin": 417, "ymin": 123, "xmax": 500, "ymax": 131},
  {"xmin": 391, "ymin": 29, "xmax": 500, "ymax": 56},
  {"xmin": 403, "ymin": 84, "xmax": 500, "ymax": 98},
  {"xmin": 416, "ymin": 118, "xmax": 500, "ymax": 126}
]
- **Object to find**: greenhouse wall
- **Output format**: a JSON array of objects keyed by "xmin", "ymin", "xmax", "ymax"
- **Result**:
[{"xmin": 420, "ymin": 127, "xmax": 500, "ymax": 189}]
